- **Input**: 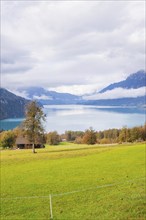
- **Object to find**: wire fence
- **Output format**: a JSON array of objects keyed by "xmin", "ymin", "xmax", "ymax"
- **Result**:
[
  {"xmin": 1, "ymin": 176, "xmax": 145, "ymax": 200},
  {"xmin": 1, "ymin": 176, "xmax": 145, "ymax": 219}
]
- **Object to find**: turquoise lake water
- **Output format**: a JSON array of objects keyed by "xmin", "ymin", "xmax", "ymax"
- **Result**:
[{"xmin": 0, "ymin": 105, "xmax": 145, "ymax": 133}]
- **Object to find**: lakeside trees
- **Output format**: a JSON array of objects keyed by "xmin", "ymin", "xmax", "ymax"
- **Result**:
[
  {"xmin": 64, "ymin": 125, "xmax": 146, "ymax": 145},
  {"xmin": 46, "ymin": 131, "xmax": 60, "ymax": 145},
  {"xmin": 82, "ymin": 128, "xmax": 96, "ymax": 145},
  {"xmin": 65, "ymin": 131, "xmax": 84, "ymax": 142},
  {"xmin": 0, "ymin": 124, "xmax": 145, "ymax": 149}
]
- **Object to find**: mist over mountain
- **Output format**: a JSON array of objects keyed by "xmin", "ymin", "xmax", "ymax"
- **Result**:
[
  {"xmin": 1, "ymin": 70, "xmax": 145, "ymax": 120},
  {"xmin": 17, "ymin": 87, "xmax": 82, "ymax": 105},
  {"xmin": 83, "ymin": 70, "xmax": 146, "ymax": 106},
  {"xmin": 99, "ymin": 70, "xmax": 146, "ymax": 93}
]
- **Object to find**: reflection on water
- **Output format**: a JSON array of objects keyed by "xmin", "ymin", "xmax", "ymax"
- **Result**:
[
  {"xmin": 44, "ymin": 105, "xmax": 145, "ymax": 133},
  {"xmin": 0, "ymin": 105, "xmax": 145, "ymax": 133},
  {"xmin": 44, "ymin": 105, "xmax": 146, "ymax": 115}
]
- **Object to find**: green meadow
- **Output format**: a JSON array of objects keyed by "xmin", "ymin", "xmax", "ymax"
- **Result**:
[{"xmin": 0, "ymin": 143, "xmax": 145, "ymax": 220}]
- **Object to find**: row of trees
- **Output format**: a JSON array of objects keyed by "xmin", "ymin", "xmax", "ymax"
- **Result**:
[
  {"xmin": 1, "ymin": 124, "xmax": 145, "ymax": 149},
  {"xmin": 63, "ymin": 125, "xmax": 146, "ymax": 144}
]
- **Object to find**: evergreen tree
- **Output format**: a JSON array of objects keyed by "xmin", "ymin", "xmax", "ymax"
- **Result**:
[{"xmin": 22, "ymin": 101, "xmax": 46, "ymax": 153}]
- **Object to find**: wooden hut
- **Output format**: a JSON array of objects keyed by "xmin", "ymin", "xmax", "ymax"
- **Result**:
[{"xmin": 15, "ymin": 136, "xmax": 45, "ymax": 149}]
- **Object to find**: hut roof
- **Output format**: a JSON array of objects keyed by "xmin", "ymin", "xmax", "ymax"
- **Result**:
[{"xmin": 15, "ymin": 136, "xmax": 31, "ymax": 145}]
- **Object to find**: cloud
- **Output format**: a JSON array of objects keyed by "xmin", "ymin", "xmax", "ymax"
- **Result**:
[
  {"xmin": 1, "ymin": 35, "xmax": 35, "ymax": 74},
  {"xmin": 1, "ymin": 1, "xmax": 145, "ymax": 93},
  {"xmin": 83, "ymin": 87, "xmax": 146, "ymax": 100},
  {"xmin": 9, "ymin": 89, "xmax": 30, "ymax": 99},
  {"xmin": 33, "ymin": 95, "xmax": 52, "ymax": 100},
  {"xmin": 49, "ymin": 84, "xmax": 101, "ymax": 96}
]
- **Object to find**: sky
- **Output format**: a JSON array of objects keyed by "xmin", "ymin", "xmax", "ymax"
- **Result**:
[{"xmin": 1, "ymin": 0, "xmax": 145, "ymax": 96}]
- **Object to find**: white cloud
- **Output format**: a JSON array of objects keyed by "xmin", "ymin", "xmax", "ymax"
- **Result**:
[
  {"xmin": 9, "ymin": 90, "xmax": 30, "ymax": 99},
  {"xmin": 1, "ymin": 1, "xmax": 145, "ymax": 92},
  {"xmin": 48, "ymin": 84, "xmax": 102, "ymax": 96},
  {"xmin": 83, "ymin": 87, "xmax": 146, "ymax": 100},
  {"xmin": 33, "ymin": 95, "xmax": 52, "ymax": 100}
]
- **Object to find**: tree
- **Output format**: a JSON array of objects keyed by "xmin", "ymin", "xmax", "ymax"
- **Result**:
[
  {"xmin": 82, "ymin": 128, "xmax": 97, "ymax": 145},
  {"xmin": 141, "ymin": 124, "xmax": 146, "ymax": 141},
  {"xmin": 22, "ymin": 101, "xmax": 46, "ymax": 153},
  {"xmin": 47, "ymin": 131, "xmax": 60, "ymax": 145},
  {"xmin": 130, "ymin": 126, "xmax": 141, "ymax": 142},
  {"xmin": 0, "ymin": 130, "xmax": 16, "ymax": 149},
  {"xmin": 118, "ymin": 126, "xmax": 130, "ymax": 143},
  {"xmin": 65, "ymin": 130, "xmax": 84, "ymax": 142}
]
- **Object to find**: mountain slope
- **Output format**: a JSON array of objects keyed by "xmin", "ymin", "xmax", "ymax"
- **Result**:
[
  {"xmin": 99, "ymin": 70, "xmax": 146, "ymax": 93},
  {"xmin": 83, "ymin": 96, "xmax": 146, "ymax": 106},
  {"xmin": 18, "ymin": 87, "xmax": 82, "ymax": 104},
  {"xmin": 0, "ymin": 88, "xmax": 29, "ymax": 120},
  {"xmin": 84, "ymin": 70, "xmax": 146, "ymax": 106}
]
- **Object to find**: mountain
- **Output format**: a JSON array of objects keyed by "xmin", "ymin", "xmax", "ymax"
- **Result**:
[
  {"xmin": 99, "ymin": 70, "xmax": 146, "ymax": 93},
  {"xmin": 83, "ymin": 70, "xmax": 146, "ymax": 106},
  {"xmin": 0, "ymin": 88, "xmax": 30, "ymax": 120},
  {"xmin": 17, "ymin": 87, "xmax": 82, "ymax": 104},
  {"xmin": 2, "ymin": 70, "xmax": 145, "ymax": 115}
]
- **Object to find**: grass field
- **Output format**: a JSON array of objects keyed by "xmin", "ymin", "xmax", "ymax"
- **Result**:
[{"xmin": 0, "ymin": 142, "xmax": 145, "ymax": 220}]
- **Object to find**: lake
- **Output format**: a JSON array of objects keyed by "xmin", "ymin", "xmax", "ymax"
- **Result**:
[{"xmin": 0, "ymin": 105, "xmax": 145, "ymax": 133}]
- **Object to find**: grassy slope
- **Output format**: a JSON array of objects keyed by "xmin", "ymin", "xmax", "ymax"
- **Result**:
[{"xmin": 0, "ymin": 143, "xmax": 145, "ymax": 220}]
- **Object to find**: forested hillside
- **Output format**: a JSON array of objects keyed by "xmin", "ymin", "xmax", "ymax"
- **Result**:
[{"xmin": 0, "ymin": 88, "xmax": 29, "ymax": 120}]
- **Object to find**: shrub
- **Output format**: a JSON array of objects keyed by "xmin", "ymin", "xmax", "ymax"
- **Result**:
[
  {"xmin": 74, "ymin": 136, "xmax": 83, "ymax": 144},
  {"xmin": 100, "ymin": 138, "xmax": 111, "ymax": 144}
]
